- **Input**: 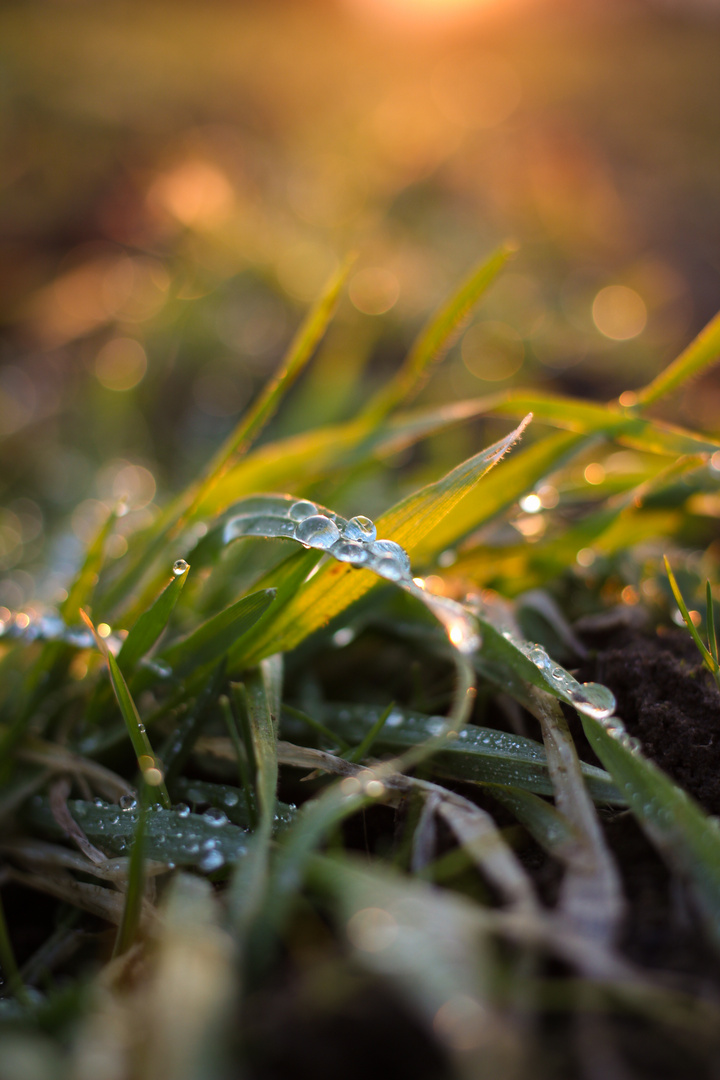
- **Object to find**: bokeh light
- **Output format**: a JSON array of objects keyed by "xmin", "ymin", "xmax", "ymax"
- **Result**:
[
  {"xmin": 94, "ymin": 338, "xmax": 148, "ymax": 392},
  {"xmin": 461, "ymin": 321, "xmax": 525, "ymax": 382},
  {"xmin": 592, "ymin": 285, "xmax": 648, "ymax": 341}
]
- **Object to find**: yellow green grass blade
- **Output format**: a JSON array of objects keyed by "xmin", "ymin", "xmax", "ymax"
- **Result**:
[
  {"xmin": 80, "ymin": 609, "xmax": 171, "ymax": 808},
  {"xmin": 664, "ymin": 556, "xmax": 719, "ymax": 680},
  {"xmin": 231, "ymin": 416, "xmax": 531, "ymax": 664},
  {"xmin": 635, "ymin": 308, "xmax": 720, "ymax": 408},
  {"xmin": 481, "ymin": 392, "xmax": 720, "ymax": 457},
  {"xmin": 113, "ymin": 781, "xmax": 150, "ymax": 957},
  {"xmin": 362, "ymin": 243, "xmax": 515, "ymax": 422},
  {"xmin": 61, "ymin": 506, "xmax": 117, "ymax": 623}
]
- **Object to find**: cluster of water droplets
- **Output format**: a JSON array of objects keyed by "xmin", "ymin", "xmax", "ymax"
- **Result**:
[
  {"xmin": 502, "ymin": 636, "xmax": 641, "ymax": 753},
  {"xmin": 223, "ymin": 494, "xmax": 481, "ymax": 656}
]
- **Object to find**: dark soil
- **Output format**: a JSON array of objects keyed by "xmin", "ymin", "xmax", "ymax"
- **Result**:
[{"xmin": 591, "ymin": 627, "xmax": 720, "ymax": 816}]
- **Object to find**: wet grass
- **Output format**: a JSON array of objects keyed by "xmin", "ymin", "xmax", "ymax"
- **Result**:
[{"xmin": 2, "ymin": 258, "xmax": 720, "ymax": 1079}]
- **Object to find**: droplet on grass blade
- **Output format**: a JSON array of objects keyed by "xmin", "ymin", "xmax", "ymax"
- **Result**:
[
  {"xmin": 295, "ymin": 514, "xmax": 341, "ymax": 549},
  {"xmin": 343, "ymin": 515, "xmax": 377, "ymax": 542},
  {"xmin": 173, "ymin": 559, "xmax": 190, "ymax": 576},
  {"xmin": 289, "ymin": 499, "xmax": 318, "ymax": 522}
]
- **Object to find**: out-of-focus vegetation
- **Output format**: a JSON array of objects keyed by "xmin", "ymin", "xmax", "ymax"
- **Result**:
[{"xmin": 1, "ymin": 0, "xmax": 720, "ymax": 613}]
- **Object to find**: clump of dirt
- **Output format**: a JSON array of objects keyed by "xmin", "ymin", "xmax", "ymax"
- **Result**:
[{"xmin": 593, "ymin": 629, "xmax": 720, "ymax": 815}]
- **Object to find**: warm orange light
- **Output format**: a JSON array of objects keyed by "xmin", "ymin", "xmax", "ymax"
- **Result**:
[{"xmin": 344, "ymin": 0, "xmax": 530, "ymax": 28}]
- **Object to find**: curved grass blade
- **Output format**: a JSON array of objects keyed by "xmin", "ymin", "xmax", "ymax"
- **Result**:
[
  {"xmin": 231, "ymin": 417, "xmax": 531, "ymax": 664},
  {"xmin": 483, "ymin": 783, "xmax": 577, "ymax": 857},
  {"xmin": 311, "ymin": 704, "xmax": 622, "ymax": 804},
  {"xmin": 23, "ymin": 797, "xmax": 250, "ymax": 870},
  {"xmin": 362, "ymin": 243, "xmax": 515, "ymax": 422},
  {"xmin": 635, "ymin": 308, "xmax": 720, "ymax": 408},
  {"xmin": 116, "ymin": 560, "xmax": 190, "ymax": 672},
  {"xmin": 581, "ymin": 715, "xmax": 720, "ymax": 947},
  {"xmin": 80, "ymin": 609, "xmax": 171, "ymax": 809},
  {"xmin": 159, "ymin": 588, "xmax": 276, "ymax": 678}
]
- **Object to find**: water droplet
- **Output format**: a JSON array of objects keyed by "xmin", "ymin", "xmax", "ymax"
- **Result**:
[
  {"xmin": 119, "ymin": 794, "xmax": 138, "ymax": 812},
  {"xmin": 175, "ymin": 803, "xmax": 191, "ymax": 818},
  {"xmin": 343, "ymin": 516, "xmax": 377, "ymax": 542},
  {"xmin": 552, "ymin": 668, "xmax": 564, "ymax": 680},
  {"xmin": 203, "ymin": 807, "xmax": 228, "ymax": 827},
  {"xmin": 199, "ymin": 849, "xmax": 225, "ymax": 872},
  {"xmin": 330, "ymin": 539, "xmax": 369, "ymax": 565},
  {"xmin": 372, "ymin": 554, "xmax": 408, "ymax": 582},
  {"xmin": 369, "ymin": 540, "xmax": 411, "ymax": 573},
  {"xmin": 295, "ymin": 514, "xmax": 341, "ymax": 549},
  {"xmin": 94, "ymin": 798, "xmax": 104, "ymax": 808},
  {"xmin": 173, "ymin": 559, "xmax": 189, "ymax": 576},
  {"xmin": 223, "ymin": 791, "xmax": 239, "ymax": 807},
  {"xmin": 386, "ymin": 709, "xmax": 404, "ymax": 728},
  {"xmin": 289, "ymin": 500, "xmax": 318, "ymax": 523}
]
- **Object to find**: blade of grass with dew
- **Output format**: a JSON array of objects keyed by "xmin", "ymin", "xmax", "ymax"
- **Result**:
[
  {"xmin": 361, "ymin": 244, "xmax": 515, "ymax": 423},
  {"xmin": 80, "ymin": 609, "xmax": 171, "ymax": 809},
  {"xmin": 310, "ymin": 704, "xmax": 622, "ymax": 803},
  {"xmin": 116, "ymin": 560, "xmax": 190, "ymax": 672},
  {"xmin": 22, "ymin": 797, "xmax": 251, "ymax": 867},
  {"xmin": 102, "ymin": 259, "xmax": 352, "ymax": 616},
  {"xmin": 170, "ymin": 777, "xmax": 296, "ymax": 832},
  {"xmin": 635, "ymin": 308, "xmax": 720, "ymax": 408},
  {"xmin": 581, "ymin": 714, "xmax": 720, "ymax": 947},
  {"xmin": 230, "ymin": 416, "xmax": 532, "ymax": 665},
  {"xmin": 193, "ymin": 396, "xmax": 506, "ymax": 520},
  {"xmin": 113, "ymin": 781, "xmax": 149, "ymax": 958},
  {"xmin": 664, "ymin": 556, "xmax": 720, "ymax": 684},
  {"xmin": 159, "ymin": 588, "xmax": 276, "ymax": 679}
]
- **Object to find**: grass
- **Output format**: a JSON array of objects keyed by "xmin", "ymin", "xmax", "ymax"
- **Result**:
[{"xmin": 2, "ymin": 258, "xmax": 720, "ymax": 1079}]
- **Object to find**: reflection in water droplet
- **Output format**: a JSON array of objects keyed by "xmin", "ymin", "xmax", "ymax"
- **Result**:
[
  {"xmin": 223, "ymin": 790, "xmax": 239, "ymax": 807},
  {"xmin": 200, "ymin": 849, "xmax": 225, "ymax": 872},
  {"xmin": 203, "ymin": 807, "xmax": 228, "ymax": 827},
  {"xmin": 369, "ymin": 540, "xmax": 411, "ymax": 573},
  {"xmin": 295, "ymin": 514, "xmax": 341, "ymax": 549},
  {"xmin": 343, "ymin": 515, "xmax": 377, "ymax": 542},
  {"xmin": 176, "ymin": 803, "xmax": 190, "ymax": 818},
  {"xmin": 173, "ymin": 559, "xmax": 189, "ymax": 576},
  {"xmin": 330, "ymin": 539, "xmax": 369, "ymax": 565},
  {"xmin": 119, "ymin": 794, "xmax": 138, "ymax": 811},
  {"xmin": 371, "ymin": 553, "xmax": 408, "ymax": 582},
  {"xmin": 289, "ymin": 500, "xmax": 318, "ymax": 523}
]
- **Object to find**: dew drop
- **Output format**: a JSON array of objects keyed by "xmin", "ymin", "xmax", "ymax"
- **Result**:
[
  {"xmin": 295, "ymin": 514, "xmax": 341, "ymax": 549},
  {"xmin": 372, "ymin": 554, "xmax": 408, "ymax": 582},
  {"xmin": 200, "ymin": 849, "xmax": 225, "ymax": 873},
  {"xmin": 368, "ymin": 539, "xmax": 411, "ymax": 572},
  {"xmin": 203, "ymin": 807, "xmax": 228, "ymax": 827},
  {"xmin": 175, "ymin": 803, "xmax": 191, "ymax": 818},
  {"xmin": 330, "ymin": 539, "xmax": 369, "ymax": 565},
  {"xmin": 343, "ymin": 515, "xmax": 377, "ymax": 543},
  {"xmin": 223, "ymin": 790, "xmax": 240, "ymax": 807},
  {"xmin": 289, "ymin": 500, "xmax": 318, "ymax": 523},
  {"xmin": 173, "ymin": 559, "xmax": 189, "ymax": 576},
  {"xmin": 119, "ymin": 794, "xmax": 138, "ymax": 812}
]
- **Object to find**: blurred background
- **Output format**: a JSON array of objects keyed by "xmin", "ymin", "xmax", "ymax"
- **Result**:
[{"xmin": 1, "ymin": 0, "xmax": 719, "ymax": 612}]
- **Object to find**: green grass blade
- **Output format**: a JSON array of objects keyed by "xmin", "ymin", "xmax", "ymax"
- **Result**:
[
  {"xmin": 233, "ymin": 417, "xmax": 531, "ymax": 664},
  {"xmin": 362, "ymin": 244, "xmax": 514, "ymax": 422},
  {"xmin": 80, "ymin": 610, "xmax": 171, "ymax": 808},
  {"xmin": 483, "ymin": 783, "xmax": 577, "ymax": 857},
  {"xmin": 113, "ymin": 781, "xmax": 149, "ymax": 958},
  {"xmin": 581, "ymin": 715, "xmax": 720, "ymax": 947},
  {"xmin": 344, "ymin": 701, "xmax": 394, "ymax": 763},
  {"xmin": 310, "ymin": 704, "xmax": 622, "ymax": 804},
  {"xmin": 480, "ymin": 391, "xmax": 720, "ymax": 457},
  {"xmin": 162, "ymin": 662, "xmax": 226, "ymax": 787},
  {"xmin": 663, "ymin": 556, "xmax": 716, "ymax": 671},
  {"xmin": 707, "ymin": 582, "xmax": 719, "ymax": 667},
  {"xmin": 23, "ymin": 796, "xmax": 251, "ymax": 867},
  {"xmin": 0, "ymin": 890, "xmax": 29, "ymax": 1004},
  {"xmin": 160, "ymin": 588, "xmax": 276, "ymax": 678},
  {"xmin": 241, "ymin": 666, "xmax": 278, "ymax": 826},
  {"xmin": 635, "ymin": 308, "xmax": 720, "ymax": 407},
  {"xmin": 116, "ymin": 560, "xmax": 190, "ymax": 672}
]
